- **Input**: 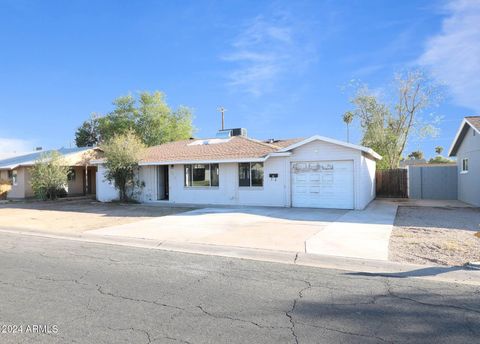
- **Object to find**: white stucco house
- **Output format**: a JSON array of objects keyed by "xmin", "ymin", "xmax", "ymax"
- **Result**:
[
  {"xmin": 95, "ymin": 129, "xmax": 381, "ymax": 210},
  {"xmin": 448, "ymin": 116, "xmax": 480, "ymax": 206}
]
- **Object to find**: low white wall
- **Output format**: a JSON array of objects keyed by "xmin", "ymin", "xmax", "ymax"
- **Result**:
[
  {"xmin": 96, "ymin": 165, "xmax": 119, "ymax": 202},
  {"xmin": 358, "ymin": 154, "xmax": 376, "ymax": 209}
]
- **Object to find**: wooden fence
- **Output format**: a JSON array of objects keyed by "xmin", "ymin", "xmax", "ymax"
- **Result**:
[{"xmin": 375, "ymin": 169, "xmax": 408, "ymax": 198}]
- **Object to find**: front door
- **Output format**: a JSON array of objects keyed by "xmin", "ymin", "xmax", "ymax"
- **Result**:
[{"xmin": 157, "ymin": 165, "xmax": 169, "ymax": 200}]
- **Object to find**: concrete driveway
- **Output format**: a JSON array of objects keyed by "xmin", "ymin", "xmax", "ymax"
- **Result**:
[
  {"xmin": 88, "ymin": 201, "xmax": 398, "ymax": 260},
  {"xmin": 88, "ymin": 207, "xmax": 347, "ymax": 252}
]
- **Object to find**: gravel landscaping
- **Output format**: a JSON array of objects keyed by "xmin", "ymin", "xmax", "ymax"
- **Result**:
[{"xmin": 390, "ymin": 206, "xmax": 480, "ymax": 266}]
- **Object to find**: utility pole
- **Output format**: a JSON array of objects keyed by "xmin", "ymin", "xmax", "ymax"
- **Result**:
[{"xmin": 217, "ymin": 106, "xmax": 227, "ymax": 130}]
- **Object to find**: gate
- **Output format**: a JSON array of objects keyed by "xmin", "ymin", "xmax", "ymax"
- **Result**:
[
  {"xmin": 408, "ymin": 165, "xmax": 457, "ymax": 200},
  {"xmin": 375, "ymin": 169, "xmax": 408, "ymax": 198}
]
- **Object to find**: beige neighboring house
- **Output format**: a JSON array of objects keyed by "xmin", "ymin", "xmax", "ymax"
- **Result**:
[{"xmin": 0, "ymin": 147, "xmax": 102, "ymax": 199}]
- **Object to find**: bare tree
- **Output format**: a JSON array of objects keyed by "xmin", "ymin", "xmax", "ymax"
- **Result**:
[{"xmin": 346, "ymin": 69, "xmax": 442, "ymax": 169}]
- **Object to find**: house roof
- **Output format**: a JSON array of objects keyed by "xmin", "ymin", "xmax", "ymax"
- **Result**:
[
  {"xmin": 277, "ymin": 135, "xmax": 382, "ymax": 160},
  {"xmin": 139, "ymin": 135, "xmax": 381, "ymax": 165},
  {"xmin": 0, "ymin": 147, "xmax": 98, "ymax": 170},
  {"xmin": 141, "ymin": 136, "xmax": 305, "ymax": 164},
  {"xmin": 448, "ymin": 116, "xmax": 480, "ymax": 157}
]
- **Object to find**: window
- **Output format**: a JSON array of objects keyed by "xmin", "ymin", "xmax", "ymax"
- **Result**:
[
  {"xmin": 462, "ymin": 158, "xmax": 469, "ymax": 173},
  {"xmin": 239, "ymin": 162, "xmax": 264, "ymax": 187},
  {"xmin": 8, "ymin": 170, "xmax": 17, "ymax": 185},
  {"xmin": 184, "ymin": 164, "xmax": 219, "ymax": 187},
  {"xmin": 68, "ymin": 168, "xmax": 76, "ymax": 181}
]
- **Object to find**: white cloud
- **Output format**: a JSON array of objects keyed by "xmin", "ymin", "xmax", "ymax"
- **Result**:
[
  {"xmin": 222, "ymin": 15, "xmax": 312, "ymax": 96},
  {"xmin": 419, "ymin": 0, "xmax": 480, "ymax": 112},
  {"xmin": 0, "ymin": 138, "xmax": 32, "ymax": 154}
]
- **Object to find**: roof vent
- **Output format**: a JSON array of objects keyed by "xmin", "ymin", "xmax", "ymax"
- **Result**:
[
  {"xmin": 215, "ymin": 130, "xmax": 231, "ymax": 139},
  {"xmin": 265, "ymin": 139, "xmax": 276, "ymax": 144},
  {"xmin": 216, "ymin": 128, "xmax": 247, "ymax": 138}
]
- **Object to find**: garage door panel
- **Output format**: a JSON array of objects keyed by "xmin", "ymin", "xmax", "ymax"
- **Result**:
[{"xmin": 291, "ymin": 160, "xmax": 354, "ymax": 209}]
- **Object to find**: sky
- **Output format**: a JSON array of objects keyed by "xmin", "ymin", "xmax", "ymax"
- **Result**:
[{"xmin": 0, "ymin": 0, "xmax": 479, "ymax": 159}]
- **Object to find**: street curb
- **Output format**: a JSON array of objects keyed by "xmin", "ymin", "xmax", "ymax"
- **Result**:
[{"xmin": 0, "ymin": 228, "xmax": 479, "ymax": 286}]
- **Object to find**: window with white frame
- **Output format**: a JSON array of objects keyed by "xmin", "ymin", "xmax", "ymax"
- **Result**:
[
  {"xmin": 184, "ymin": 164, "xmax": 219, "ymax": 187},
  {"xmin": 462, "ymin": 158, "xmax": 469, "ymax": 173},
  {"xmin": 239, "ymin": 162, "xmax": 264, "ymax": 187}
]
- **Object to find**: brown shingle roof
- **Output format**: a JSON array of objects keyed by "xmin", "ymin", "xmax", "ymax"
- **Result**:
[
  {"xmin": 141, "ymin": 136, "xmax": 304, "ymax": 163},
  {"xmin": 466, "ymin": 116, "xmax": 480, "ymax": 131}
]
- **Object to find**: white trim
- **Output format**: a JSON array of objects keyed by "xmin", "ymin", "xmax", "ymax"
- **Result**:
[
  {"xmin": 266, "ymin": 152, "xmax": 292, "ymax": 157},
  {"xmin": 277, "ymin": 135, "xmax": 382, "ymax": 160},
  {"xmin": 448, "ymin": 118, "xmax": 480, "ymax": 157}
]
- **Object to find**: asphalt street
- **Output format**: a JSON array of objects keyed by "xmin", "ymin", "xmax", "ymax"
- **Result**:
[{"xmin": 0, "ymin": 232, "xmax": 479, "ymax": 344}]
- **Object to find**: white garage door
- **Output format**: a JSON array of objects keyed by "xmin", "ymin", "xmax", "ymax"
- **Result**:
[{"xmin": 291, "ymin": 160, "xmax": 354, "ymax": 209}]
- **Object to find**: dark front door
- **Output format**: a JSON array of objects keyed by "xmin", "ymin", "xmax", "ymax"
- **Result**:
[
  {"xmin": 163, "ymin": 165, "xmax": 169, "ymax": 200},
  {"xmin": 157, "ymin": 165, "xmax": 169, "ymax": 200}
]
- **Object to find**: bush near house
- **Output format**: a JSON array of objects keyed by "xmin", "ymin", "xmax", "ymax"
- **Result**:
[
  {"xmin": 0, "ymin": 179, "xmax": 12, "ymax": 200},
  {"xmin": 30, "ymin": 151, "xmax": 70, "ymax": 200},
  {"xmin": 102, "ymin": 131, "xmax": 146, "ymax": 202}
]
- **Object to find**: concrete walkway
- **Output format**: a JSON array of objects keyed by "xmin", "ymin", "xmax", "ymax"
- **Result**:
[{"xmin": 305, "ymin": 201, "xmax": 398, "ymax": 260}]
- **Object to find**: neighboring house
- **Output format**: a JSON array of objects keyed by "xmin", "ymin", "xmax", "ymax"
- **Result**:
[
  {"xmin": 96, "ymin": 129, "xmax": 381, "ymax": 210},
  {"xmin": 0, "ymin": 152, "xmax": 28, "ymax": 160},
  {"xmin": 0, "ymin": 147, "xmax": 101, "ymax": 199},
  {"xmin": 449, "ymin": 116, "xmax": 480, "ymax": 206}
]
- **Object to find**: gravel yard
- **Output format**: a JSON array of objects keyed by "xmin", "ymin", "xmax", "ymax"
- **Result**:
[
  {"xmin": 0, "ymin": 199, "xmax": 195, "ymax": 235},
  {"xmin": 390, "ymin": 206, "xmax": 480, "ymax": 266}
]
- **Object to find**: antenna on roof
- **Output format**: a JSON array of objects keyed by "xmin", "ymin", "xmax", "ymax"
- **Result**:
[{"xmin": 217, "ymin": 106, "xmax": 227, "ymax": 130}]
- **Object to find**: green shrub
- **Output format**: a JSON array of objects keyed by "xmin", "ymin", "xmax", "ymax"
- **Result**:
[
  {"xmin": 102, "ymin": 131, "xmax": 146, "ymax": 202},
  {"xmin": 30, "ymin": 151, "xmax": 70, "ymax": 200},
  {"xmin": 0, "ymin": 179, "xmax": 11, "ymax": 200}
]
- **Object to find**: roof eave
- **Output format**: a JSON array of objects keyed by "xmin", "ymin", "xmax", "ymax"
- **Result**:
[{"xmin": 448, "ymin": 119, "xmax": 480, "ymax": 157}]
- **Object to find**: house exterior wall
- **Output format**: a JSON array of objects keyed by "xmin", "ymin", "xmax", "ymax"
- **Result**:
[
  {"xmin": 23, "ymin": 167, "xmax": 34, "ymax": 197},
  {"xmin": 6, "ymin": 167, "xmax": 27, "ymax": 199},
  {"xmin": 138, "ymin": 166, "xmax": 158, "ymax": 202},
  {"xmin": 358, "ymin": 154, "xmax": 376, "ymax": 208},
  {"xmin": 166, "ymin": 159, "xmax": 288, "ymax": 207},
  {"xmin": 96, "ymin": 165, "xmax": 120, "ymax": 202},
  {"xmin": 456, "ymin": 126, "xmax": 480, "ymax": 206},
  {"xmin": 67, "ymin": 166, "xmax": 87, "ymax": 195}
]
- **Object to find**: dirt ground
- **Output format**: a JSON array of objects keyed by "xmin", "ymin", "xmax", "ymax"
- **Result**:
[
  {"xmin": 390, "ymin": 206, "xmax": 480, "ymax": 266},
  {"xmin": 0, "ymin": 199, "xmax": 195, "ymax": 235}
]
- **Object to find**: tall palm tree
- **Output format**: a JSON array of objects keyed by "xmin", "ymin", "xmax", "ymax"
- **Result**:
[{"xmin": 343, "ymin": 111, "xmax": 354, "ymax": 143}]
